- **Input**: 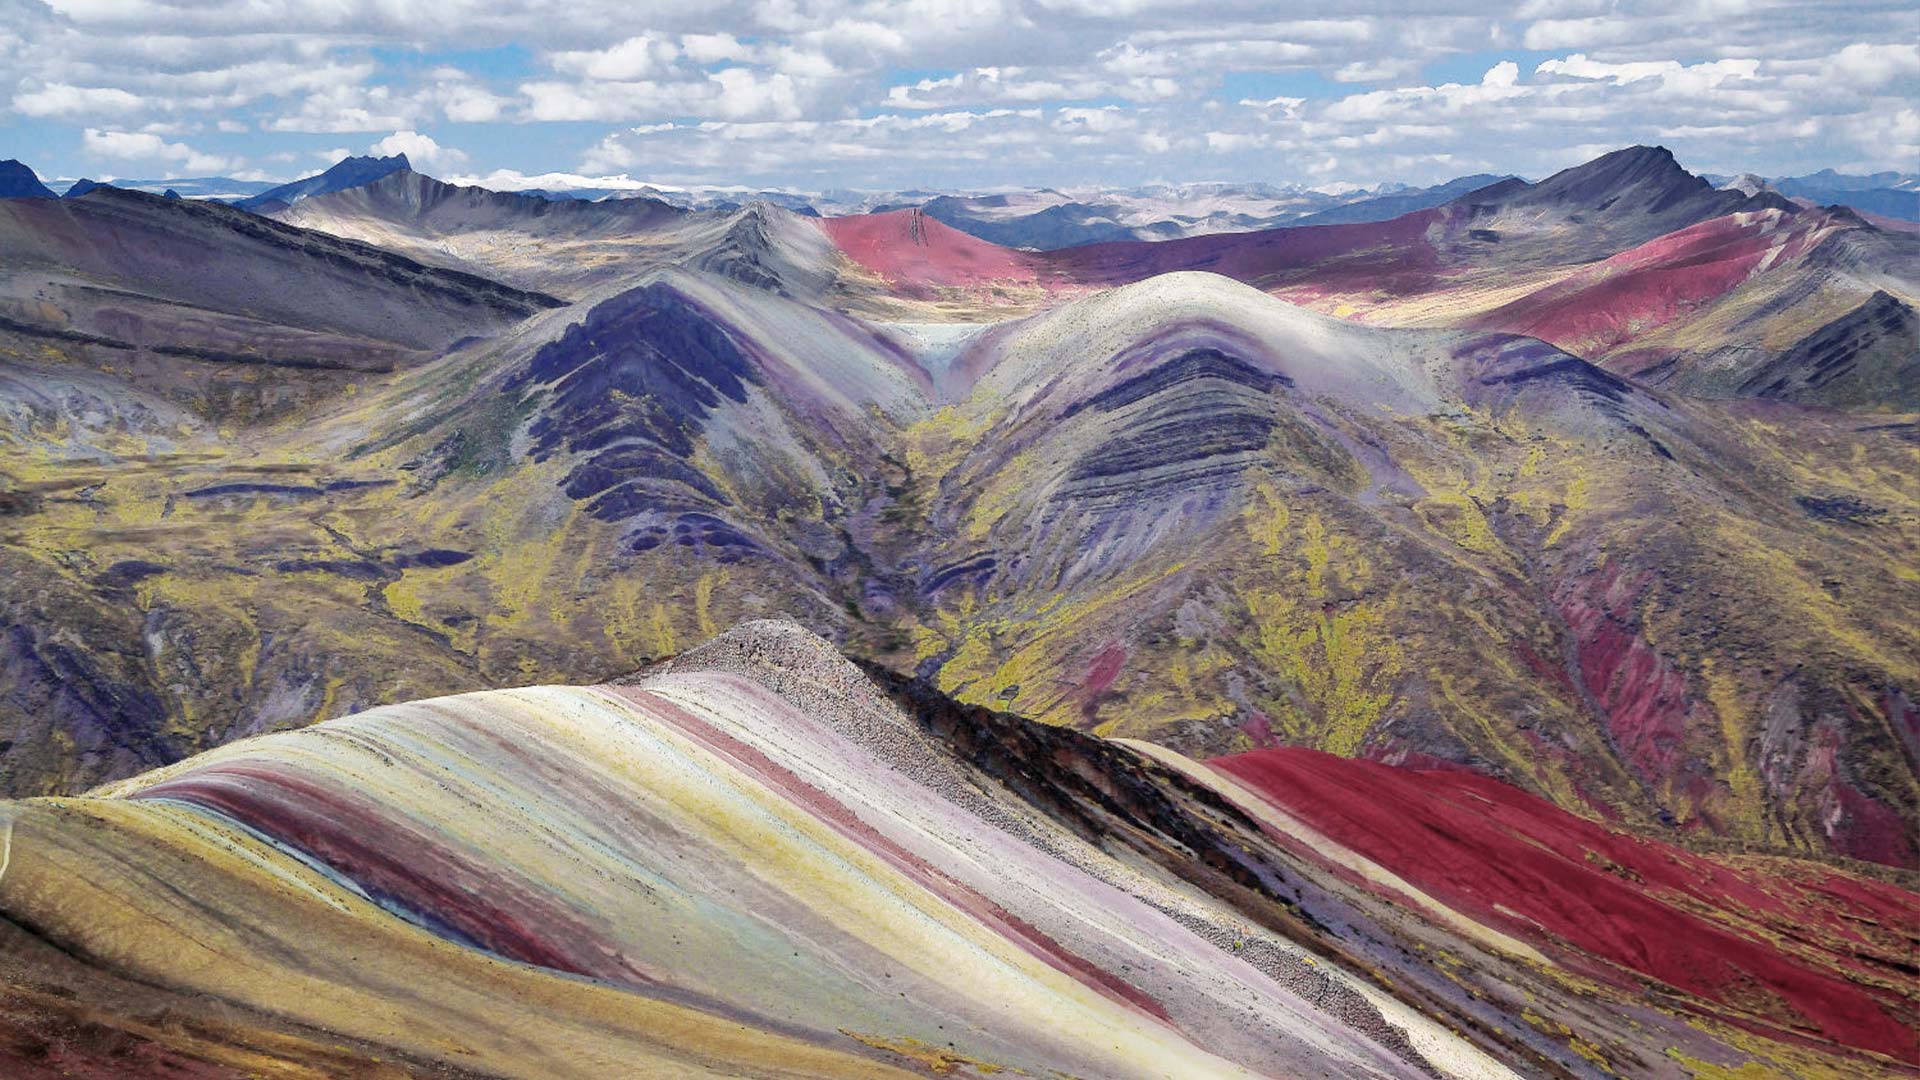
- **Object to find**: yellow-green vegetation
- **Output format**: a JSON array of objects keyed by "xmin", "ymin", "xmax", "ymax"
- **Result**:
[
  {"xmin": 1241, "ymin": 477, "xmax": 1290, "ymax": 557},
  {"xmin": 1520, "ymin": 1008, "xmax": 1612, "ymax": 1072},
  {"xmin": 901, "ymin": 404, "xmax": 1005, "ymax": 489},
  {"xmin": 930, "ymin": 560, "xmax": 1208, "ymax": 727},
  {"xmin": 1663, "ymin": 1039, "xmax": 1879, "ymax": 1080},
  {"xmin": 694, "ymin": 573, "xmax": 721, "ymax": 639},
  {"xmin": 962, "ymin": 448, "xmax": 1038, "ymax": 541},
  {"xmin": 1699, "ymin": 658, "xmax": 1775, "ymax": 847},
  {"xmin": 1239, "ymin": 512, "xmax": 1402, "ymax": 756}
]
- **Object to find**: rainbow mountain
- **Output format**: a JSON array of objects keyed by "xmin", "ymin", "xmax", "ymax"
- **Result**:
[
  {"xmin": 0, "ymin": 145, "xmax": 1916, "ymax": 1077},
  {"xmin": 1, "ymin": 622, "xmax": 1913, "ymax": 1077}
]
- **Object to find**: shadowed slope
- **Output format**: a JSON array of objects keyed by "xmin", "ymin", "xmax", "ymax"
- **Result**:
[
  {"xmin": 278, "ymin": 179, "xmax": 844, "ymax": 302},
  {"xmin": 4, "ymin": 257, "xmax": 1914, "ymax": 871},
  {"xmin": 1737, "ymin": 289, "xmax": 1920, "ymax": 406},
  {"xmin": 0, "ymin": 186, "xmax": 561, "ymax": 348},
  {"xmin": 819, "ymin": 147, "xmax": 1791, "ymax": 305},
  {"xmin": 255, "ymin": 148, "xmax": 1913, "ymax": 410},
  {"xmin": 1467, "ymin": 206, "xmax": 1920, "ymax": 406},
  {"xmin": 235, "ymin": 153, "xmax": 412, "ymax": 213},
  {"xmin": 1437, "ymin": 146, "xmax": 1792, "ymax": 263},
  {"xmin": 0, "ymin": 185, "xmax": 560, "ymax": 424}
]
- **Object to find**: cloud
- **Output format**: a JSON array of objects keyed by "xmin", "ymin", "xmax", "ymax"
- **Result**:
[
  {"xmin": 1837, "ymin": 105, "xmax": 1920, "ymax": 163},
  {"xmin": 266, "ymin": 80, "xmax": 416, "ymax": 132},
  {"xmin": 81, "ymin": 127, "xmax": 234, "ymax": 172},
  {"xmin": 518, "ymin": 64, "xmax": 807, "ymax": 123},
  {"xmin": 885, "ymin": 65, "xmax": 1182, "ymax": 109},
  {"xmin": 1523, "ymin": 16, "xmax": 1639, "ymax": 50},
  {"xmin": 580, "ymin": 108, "xmax": 1081, "ymax": 183},
  {"xmin": 519, "ymin": 78, "xmax": 706, "ymax": 122},
  {"xmin": 445, "ymin": 166, "xmax": 666, "ymax": 192},
  {"xmin": 1535, "ymin": 54, "xmax": 1760, "ymax": 92},
  {"xmin": 681, "ymin": 33, "xmax": 751, "ymax": 65},
  {"xmin": 1240, "ymin": 95, "xmax": 1304, "ymax": 114},
  {"xmin": 709, "ymin": 67, "xmax": 802, "ymax": 120},
  {"xmin": 1825, "ymin": 42, "xmax": 1920, "ymax": 89},
  {"xmin": 13, "ymin": 82, "xmax": 144, "ymax": 117},
  {"xmin": 1332, "ymin": 59, "xmax": 1418, "ymax": 83},
  {"xmin": 435, "ymin": 76, "xmax": 507, "ymax": 123},
  {"xmin": 5, "ymin": 0, "xmax": 1918, "ymax": 186},
  {"xmin": 369, "ymin": 129, "xmax": 468, "ymax": 169},
  {"xmin": 549, "ymin": 35, "xmax": 679, "ymax": 81}
]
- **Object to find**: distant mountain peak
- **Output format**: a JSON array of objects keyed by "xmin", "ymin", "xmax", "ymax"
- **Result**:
[
  {"xmin": 1534, "ymin": 144, "xmax": 1697, "ymax": 200},
  {"xmin": 0, "ymin": 159, "xmax": 58, "ymax": 199},
  {"xmin": 1571, "ymin": 144, "xmax": 1687, "ymax": 177},
  {"xmin": 1720, "ymin": 172, "xmax": 1777, "ymax": 197},
  {"xmin": 1614, "ymin": 143, "xmax": 1678, "ymax": 164},
  {"xmin": 1429, "ymin": 144, "xmax": 1803, "ymax": 260},
  {"xmin": 236, "ymin": 153, "xmax": 413, "ymax": 212},
  {"xmin": 352, "ymin": 152, "xmax": 408, "ymax": 176}
]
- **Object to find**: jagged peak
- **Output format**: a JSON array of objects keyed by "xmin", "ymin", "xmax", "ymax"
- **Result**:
[
  {"xmin": 237, "ymin": 153, "xmax": 413, "ymax": 211},
  {"xmin": 331, "ymin": 152, "xmax": 409, "ymax": 173},
  {"xmin": 1536, "ymin": 144, "xmax": 1696, "ymax": 194},
  {"xmin": 1602, "ymin": 143, "xmax": 1679, "ymax": 166}
]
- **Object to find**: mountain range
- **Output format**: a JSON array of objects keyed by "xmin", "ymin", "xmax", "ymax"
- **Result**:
[
  {"xmin": 1711, "ymin": 168, "xmax": 1920, "ymax": 223},
  {"xmin": 0, "ymin": 143, "xmax": 1916, "ymax": 1077},
  {"xmin": 31, "ymin": 154, "xmax": 1916, "ymax": 239},
  {"xmin": 898, "ymin": 175, "xmax": 1516, "ymax": 249}
]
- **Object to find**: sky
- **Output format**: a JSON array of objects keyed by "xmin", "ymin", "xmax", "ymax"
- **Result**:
[{"xmin": 2, "ymin": 0, "xmax": 1916, "ymax": 192}]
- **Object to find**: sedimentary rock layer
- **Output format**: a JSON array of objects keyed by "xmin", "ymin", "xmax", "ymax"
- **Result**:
[{"xmin": 1, "ymin": 622, "xmax": 1911, "ymax": 1078}]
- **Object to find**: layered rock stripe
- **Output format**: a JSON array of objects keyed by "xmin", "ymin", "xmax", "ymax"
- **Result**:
[
  {"xmin": 3, "ymin": 623, "xmax": 1915, "ymax": 1076},
  {"xmin": 2, "ymin": 625, "xmax": 1480, "ymax": 1078}
]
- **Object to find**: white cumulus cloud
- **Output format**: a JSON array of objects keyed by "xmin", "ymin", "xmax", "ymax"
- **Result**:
[
  {"xmin": 369, "ymin": 129, "xmax": 468, "ymax": 169},
  {"xmin": 14, "ymin": 82, "xmax": 144, "ymax": 117},
  {"xmin": 2, "ymin": 0, "xmax": 1914, "ymax": 186},
  {"xmin": 81, "ymin": 127, "xmax": 234, "ymax": 172}
]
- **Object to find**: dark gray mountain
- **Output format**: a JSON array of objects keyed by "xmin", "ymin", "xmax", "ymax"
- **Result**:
[
  {"xmin": 1737, "ymin": 290, "xmax": 1920, "ymax": 407},
  {"xmin": 237, "ymin": 154, "xmax": 412, "ymax": 213},
  {"xmin": 0, "ymin": 160, "xmax": 57, "ymax": 199},
  {"xmin": 1446, "ymin": 145, "xmax": 1795, "ymax": 260}
]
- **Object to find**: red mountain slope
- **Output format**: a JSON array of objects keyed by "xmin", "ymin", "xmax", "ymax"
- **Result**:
[
  {"xmin": 818, "ymin": 207, "xmax": 1054, "ymax": 294},
  {"xmin": 1208, "ymin": 746, "xmax": 1920, "ymax": 1065},
  {"xmin": 1471, "ymin": 207, "xmax": 1844, "ymax": 355}
]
